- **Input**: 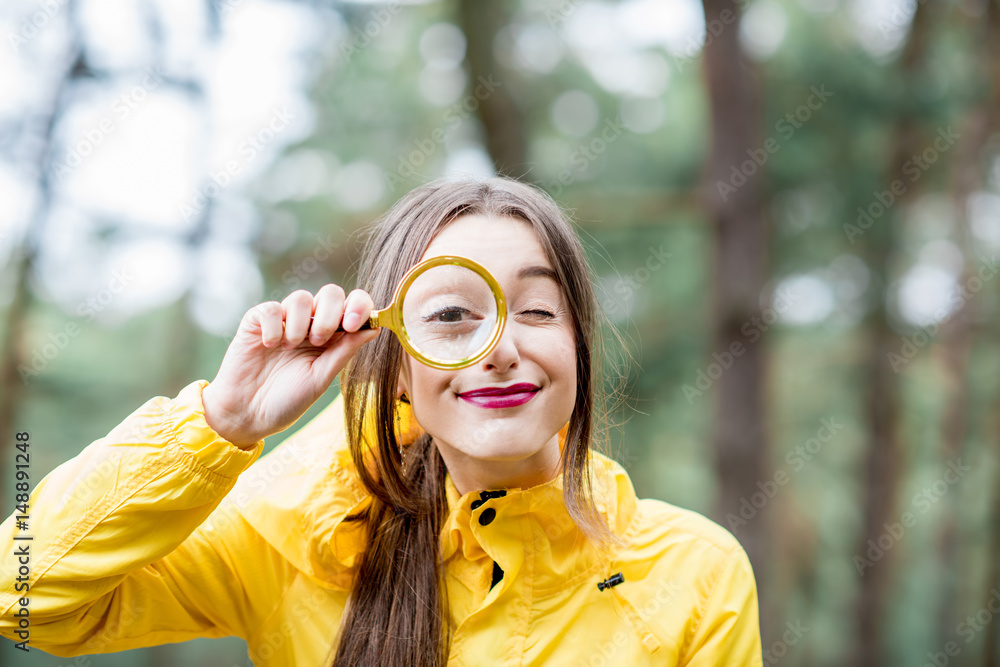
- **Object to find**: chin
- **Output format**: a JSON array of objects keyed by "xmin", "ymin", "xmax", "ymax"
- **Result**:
[
  {"xmin": 448, "ymin": 430, "xmax": 540, "ymax": 459},
  {"xmin": 463, "ymin": 445, "xmax": 540, "ymax": 462}
]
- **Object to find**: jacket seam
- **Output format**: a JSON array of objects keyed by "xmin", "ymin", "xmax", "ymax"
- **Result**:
[
  {"xmin": 679, "ymin": 547, "xmax": 737, "ymax": 664},
  {"xmin": 631, "ymin": 501, "xmax": 737, "ymax": 558},
  {"xmin": 532, "ymin": 561, "xmax": 603, "ymax": 600},
  {"xmin": 247, "ymin": 567, "xmax": 301, "ymax": 648},
  {"xmin": 535, "ymin": 486, "xmax": 606, "ymax": 598}
]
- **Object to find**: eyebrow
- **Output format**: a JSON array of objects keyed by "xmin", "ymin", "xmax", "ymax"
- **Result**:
[{"xmin": 517, "ymin": 265, "xmax": 559, "ymax": 282}]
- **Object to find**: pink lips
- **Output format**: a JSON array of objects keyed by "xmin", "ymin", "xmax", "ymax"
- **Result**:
[{"xmin": 458, "ymin": 383, "xmax": 540, "ymax": 409}]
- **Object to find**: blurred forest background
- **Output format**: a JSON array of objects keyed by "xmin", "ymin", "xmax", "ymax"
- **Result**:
[{"xmin": 2, "ymin": 0, "xmax": 1000, "ymax": 665}]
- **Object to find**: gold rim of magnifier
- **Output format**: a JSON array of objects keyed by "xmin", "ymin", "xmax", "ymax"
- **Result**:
[{"xmin": 369, "ymin": 255, "xmax": 507, "ymax": 370}]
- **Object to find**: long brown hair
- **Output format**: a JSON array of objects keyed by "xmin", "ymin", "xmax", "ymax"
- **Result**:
[{"xmin": 328, "ymin": 176, "xmax": 623, "ymax": 667}]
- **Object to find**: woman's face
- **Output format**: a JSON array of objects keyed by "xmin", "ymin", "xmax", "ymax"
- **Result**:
[{"xmin": 396, "ymin": 214, "xmax": 577, "ymax": 495}]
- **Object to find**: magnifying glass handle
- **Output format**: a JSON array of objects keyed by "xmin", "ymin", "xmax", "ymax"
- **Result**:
[
  {"xmin": 290, "ymin": 315, "xmax": 374, "ymax": 332},
  {"xmin": 313, "ymin": 315, "xmax": 375, "ymax": 332}
]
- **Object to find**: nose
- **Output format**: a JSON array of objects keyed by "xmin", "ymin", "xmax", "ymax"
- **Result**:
[{"xmin": 478, "ymin": 320, "xmax": 520, "ymax": 373}]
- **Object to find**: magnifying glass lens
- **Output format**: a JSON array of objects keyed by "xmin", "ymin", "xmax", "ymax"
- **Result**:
[{"xmin": 401, "ymin": 264, "xmax": 498, "ymax": 363}]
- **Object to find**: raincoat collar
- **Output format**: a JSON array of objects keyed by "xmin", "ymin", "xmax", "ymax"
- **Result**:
[
  {"xmin": 344, "ymin": 398, "xmax": 636, "ymax": 591},
  {"xmin": 238, "ymin": 391, "xmax": 638, "ymax": 593},
  {"xmin": 326, "ymin": 451, "xmax": 636, "ymax": 597}
]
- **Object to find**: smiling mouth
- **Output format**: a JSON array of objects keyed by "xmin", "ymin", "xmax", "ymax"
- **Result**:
[
  {"xmin": 458, "ymin": 382, "xmax": 540, "ymax": 397},
  {"xmin": 457, "ymin": 384, "xmax": 540, "ymax": 409}
]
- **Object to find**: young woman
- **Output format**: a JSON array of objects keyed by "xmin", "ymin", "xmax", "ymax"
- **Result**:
[{"xmin": 0, "ymin": 177, "xmax": 763, "ymax": 665}]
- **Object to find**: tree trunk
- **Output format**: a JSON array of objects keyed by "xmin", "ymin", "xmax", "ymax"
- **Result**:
[
  {"xmin": 976, "ymin": 3, "xmax": 1000, "ymax": 664},
  {"xmin": 935, "ymin": 0, "xmax": 998, "ymax": 641},
  {"xmin": 698, "ymin": 0, "xmax": 771, "ymax": 638},
  {"xmin": 456, "ymin": 0, "xmax": 528, "ymax": 177},
  {"xmin": 849, "ymin": 3, "xmax": 934, "ymax": 665},
  {"xmin": 984, "ymin": 400, "xmax": 1000, "ymax": 666}
]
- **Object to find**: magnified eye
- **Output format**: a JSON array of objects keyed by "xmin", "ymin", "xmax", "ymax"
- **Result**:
[
  {"xmin": 398, "ymin": 259, "xmax": 502, "ymax": 365},
  {"xmin": 424, "ymin": 306, "xmax": 474, "ymax": 323}
]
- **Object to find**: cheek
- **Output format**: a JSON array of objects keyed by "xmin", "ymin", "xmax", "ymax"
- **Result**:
[
  {"xmin": 408, "ymin": 366, "xmax": 454, "ymax": 405},
  {"xmin": 540, "ymin": 331, "xmax": 577, "ymax": 384},
  {"xmin": 550, "ymin": 330, "xmax": 577, "ymax": 362}
]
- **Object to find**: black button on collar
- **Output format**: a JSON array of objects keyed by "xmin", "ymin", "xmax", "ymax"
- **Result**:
[
  {"xmin": 479, "ymin": 507, "xmax": 497, "ymax": 525},
  {"xmin": 470, "ymin": 489, "xmax": 507, "ymax": 511}
]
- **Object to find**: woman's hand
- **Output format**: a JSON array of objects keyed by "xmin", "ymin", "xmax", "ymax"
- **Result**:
[{"xmin": 202, "ymin": 285, "xmax": 380, "ymax": 449}]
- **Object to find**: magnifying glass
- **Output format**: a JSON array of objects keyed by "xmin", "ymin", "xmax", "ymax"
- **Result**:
[{"xmin": 314, "ymin": 255, "xmax": 507, "ymax": 370}]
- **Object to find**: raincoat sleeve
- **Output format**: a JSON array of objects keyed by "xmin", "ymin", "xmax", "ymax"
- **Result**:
[
  {"xmin": 0, "ymin": 378, "xmax": 293, "ymax": 657},
  {"xmin": 680, "ymin": 545, "xmax": 764, "ymax": 667}
]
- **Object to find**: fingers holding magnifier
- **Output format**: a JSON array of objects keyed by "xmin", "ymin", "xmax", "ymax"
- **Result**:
[
  {"xmin": 310, "ymin": 284, "xmax": 346, "ymax": 346},
  {"xmin": 281, "ymin": 290, "xmax": 315, "ymax": 349},
  {"xmin": 341, "ymin": 289, "xmax": 375, "ymax": 333}
]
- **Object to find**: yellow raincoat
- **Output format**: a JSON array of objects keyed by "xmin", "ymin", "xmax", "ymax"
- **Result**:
[{"xmin": 1, "ymin": 379, "xmax": 763, "ymax": 665}]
